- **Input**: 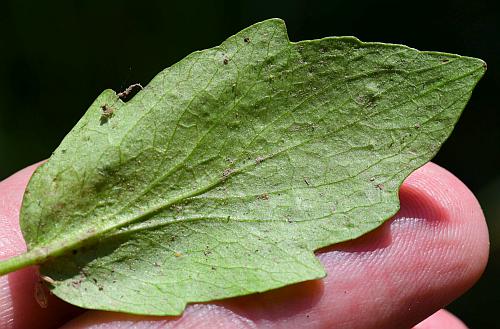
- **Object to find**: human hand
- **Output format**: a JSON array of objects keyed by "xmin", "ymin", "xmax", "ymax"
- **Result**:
[{"xmin": 0, "ymin": 162, "xmax": 488, "ymax": 329}]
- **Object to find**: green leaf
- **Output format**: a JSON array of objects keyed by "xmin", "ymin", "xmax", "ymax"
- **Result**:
[{"xmin": 0, "ymin": 19, "xmax": 485, "ymax": 315}]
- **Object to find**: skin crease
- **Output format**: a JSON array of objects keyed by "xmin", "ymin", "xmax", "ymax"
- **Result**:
[{"xmin": 0, "ymin": 162, "xmax": 489, "ymax": 329}]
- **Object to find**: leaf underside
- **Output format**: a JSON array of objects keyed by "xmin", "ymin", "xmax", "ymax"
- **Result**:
[{"xmin": 0, "ymin": 19, "xmax": 485, "ymax": 315}]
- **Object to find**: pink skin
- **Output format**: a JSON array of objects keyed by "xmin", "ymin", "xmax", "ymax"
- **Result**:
[
  {"xmin": 413, "ymin": 310, "xmax": 469, "ymax": 329},
  {"xmin": 0, "ymin": 162, "xmax": 489, "ymax": 329}
]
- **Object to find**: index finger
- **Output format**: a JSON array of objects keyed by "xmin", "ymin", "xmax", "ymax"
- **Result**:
[{"xmin": 0, "ymin": 163, "xmax": 82, "ymax": 329}]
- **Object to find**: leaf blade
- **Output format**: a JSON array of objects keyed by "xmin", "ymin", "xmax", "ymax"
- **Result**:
[{"xmin": 0, "ymin": 18, "xmax": 485, "ymax": 314}]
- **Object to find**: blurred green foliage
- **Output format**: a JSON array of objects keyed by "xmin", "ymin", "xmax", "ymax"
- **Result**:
[{"xmin": 1, "ymin": 0, "xmax": 498, "ymax": 326}]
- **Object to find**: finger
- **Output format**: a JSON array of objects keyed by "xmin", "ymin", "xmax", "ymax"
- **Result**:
[
  {"xmin": 412, "ymin": 309, "xmax": 468, "ymax": 329},
  {"xmin": 58, "ymin": 162, "xmax": 489, "ymax": 329},
  {"xmin": 0, "ymin": 163, "xmax": 82, "ymax": 329}
]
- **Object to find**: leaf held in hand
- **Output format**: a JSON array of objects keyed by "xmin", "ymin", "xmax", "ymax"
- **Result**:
[{"xmin": 0, "ymin": 19, "xmax": 485, "ymax": 315}]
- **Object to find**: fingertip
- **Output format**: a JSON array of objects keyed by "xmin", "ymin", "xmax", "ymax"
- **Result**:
[
  {"xmin": 0, "ymin": 162, "xmax": 43, "ymax": 235},
  {"xmin": 400, "ymin": 162, "xmax": 489, "ymax": 289},
  {"xmin": 0, "ymin": 162, "xmax": 82, "ymax": 329},
  {"xmin": 311, "ymin": 162, "xmax": 489, "ymax": 328},
  {"xmin": 413, "ymin": 309, "xmax": 469, "ymax": 329}
]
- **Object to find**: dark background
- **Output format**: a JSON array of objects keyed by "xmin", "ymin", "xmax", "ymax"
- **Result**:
[{"xmin": 1, "ymin": 0, "xmax": 498, "ymax": 326}]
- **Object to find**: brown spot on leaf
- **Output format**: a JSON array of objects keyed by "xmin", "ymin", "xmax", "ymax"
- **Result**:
[
  {"xmin": 255, "ymin": 156, "xmax": 265, "ymax": 164},
  {"xmin": 375, "ymin": 183, "xmax": 385, "ymax": 190},
  {"xmin": 257, "ymin": 193, "xmax": 270, "ymax": 201},
  {"xmin": 172, "ymin": 205, "xmax": 183, "ymax": 212},
  {"xmin": 222, "ymin": 168, "xmax": 234, "ymax": 179},
  {"xmin": 244, "ymin": 37, "xmax": 250, "ymax": 43}
]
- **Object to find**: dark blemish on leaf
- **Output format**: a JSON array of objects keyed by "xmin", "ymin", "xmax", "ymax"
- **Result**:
[
  {"xmin": 61, "ymin": 149, "xmax": 66, "ymax": 154},
  {"xmin": 117, "ymin": 83, "xmax": 143, "ymax": 100},
  {"xmin": 98, "ymin": 286, "xmax": 104, "ymax": 291},
  {"xmin": 154, "ymin": 262, "xmax": 161, "ymax": 267},
  {"xmin": 303, "ymin": 177, "xmax": 310, "ymax": 186},
  {"xmin": 100, "ymin": 104, "xmax": 114, "ymax": 125},
  {"xmin": 375, "ymin": 183, "xmax": 385, "ymax": 190},
  {"xmin": 415, "ymin": 123, "xmax": 421, "ymax": 129},
  {"xmin": 226, "ymin": 157, "xmax": 235, "ymax": 164},
  {"xmin": 355, "ymin": 95, "xmax": 376, "ymax": 109},
  {"xmin": 72, "ymin": 249, "xmax": 78, "ymax": 255},
  {"xmin": 72, "ymin": 275, "xmax": 84, "ymax": 288},
  {"xmin": 370, "ymin": 177, "xmax": 375, "ymax": 182},
  {"xmin": 222, "ymin": 168, "xmax": 234, "ymax": 179},
  {"xmin": 92, "ymin": 278, "xmax": 98, "ymax": 284},
  {"xmin": 223, "ymin": 56, "xmax": 229, "ymax": 65},
  {"xmin": 441, "ymin": 59, "xmax": 450, "ymax": 63},
  {"xmin": 255, "ymin": 156, "xmax": 265, "ymax": 164},
  {"xmin": 257, "ymin": 193, "xmax": 269, "ymax": 201},
  {"xmin": 172, "ymin": 205, "xmax": 183, "ymax": 212},
  {"xmin": 244, "ymin": 37, "xmax": 250, "ymax": 43}
]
